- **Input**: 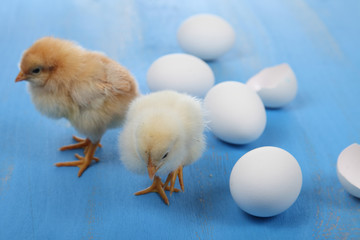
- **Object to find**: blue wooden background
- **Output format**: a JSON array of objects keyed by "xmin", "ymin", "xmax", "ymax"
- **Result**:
[{"xmin": 1, "ymin": 0, "xmax": 359, "ymax": 239}]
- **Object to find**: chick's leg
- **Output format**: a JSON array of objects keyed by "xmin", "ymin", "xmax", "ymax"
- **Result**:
[
  {"xmin": 59, "ymin": 136, "xmax": 101, "ymax": 162},
  {"xmin": 135, "ymin": 176, "xmax": 180, "ymax": 205},
  {"xmin": 59, "ymin": 136, "xmax": 102, "ymax": 151},
  {"xmin": 164, "ymin": 166, "xmax": 184, "ymax": 196},
  {"xmin": 55, "ymin": 140, "xmax": 100, "ymax": 177}
]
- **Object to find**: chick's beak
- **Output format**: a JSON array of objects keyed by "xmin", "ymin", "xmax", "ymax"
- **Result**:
[
  {"xmin": 147, "ymin": 156, "xmax": 157, "ymax": 180},
  {"xmin": 15, "ymin": 71, "xmax": 26, "ymax": 82}
]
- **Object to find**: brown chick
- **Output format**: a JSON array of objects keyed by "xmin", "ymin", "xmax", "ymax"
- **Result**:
[{"xmin": 15, "ymin": 36, "xmax": 139, "ymax": 177}]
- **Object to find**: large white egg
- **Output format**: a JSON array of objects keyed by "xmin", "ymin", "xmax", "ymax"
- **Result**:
[
  {"xmin": 246, "ymin": 63, "xmax": 298, "ymax": 108},
  {"xmin": 147, "ymin": 53, "xmax": 215, "ymax": 97},
  {"xmin": 337, "ymin": 143, "xmax": 360, "ymax": 198},
  {"xmin": 204, "ymin": 81, "xmax": 266, "ymax": 144},
  {"xmin": 177, "ymin": 14, "xmax": 235, "ymax": 60},
  {"xmin": 230, "ymin": 147, "xmax": 302, "ymax": 217}
]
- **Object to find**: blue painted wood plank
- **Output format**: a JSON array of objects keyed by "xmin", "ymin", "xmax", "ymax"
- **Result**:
[{"xmin": 0, "ymin": 0, "xmax": 359, "ymax": 239}]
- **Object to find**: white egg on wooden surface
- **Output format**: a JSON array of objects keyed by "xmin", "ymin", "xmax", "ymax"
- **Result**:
[
  {"xmin": 146, "ymin": 53, "xmax": 215, "ymax": 97},
  {"xmin": 246, "ymin": 63, "xmax": 298, "ymax": 108},
  {"xmin": 337, "ymin": 143, "xmax": 360, "ymax": 198},
  {"xmin": 204, "ymin": 81, "xmax": 266, "ymax": 144},
  {"xmin": 229, "ymin": 146, "xmax": 303, "ymax": 217},
  {"xmin": 177, "ymin": 14, "xmax": 235, "ymax": 61}
]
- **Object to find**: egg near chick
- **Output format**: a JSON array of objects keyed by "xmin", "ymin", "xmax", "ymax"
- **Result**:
[
  {"xmin": 230, "ymin": 147, "xmax": 302, "ymax": 217},
  {"xmin": 147, "ymin": 53, "xmax": 214, "ymax": 97},
  {"xmin": 204, "ymin": 81, "xmax": 266, "ymax": 144}
]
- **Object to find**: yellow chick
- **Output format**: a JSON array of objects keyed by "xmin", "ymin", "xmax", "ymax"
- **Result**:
[
  {"xmin": 119, "ymin": 90, "xmax": 206, "ymax": 205},
  {"xmin": 15, "ymin": 37, "xmax": 139, "ymax": 177}
]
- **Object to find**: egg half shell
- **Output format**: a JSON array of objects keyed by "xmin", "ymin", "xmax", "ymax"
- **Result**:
[
  {"xmin": 177, "ymin": 14, "xmax": 235, "ymax": 60},
  {"xmin": 204, "ymin": 81, "xmax": 266, "ymax": 144},
  {"xmin": 147, "ymin": 53, "xmax": 215, "ymax": 97},
  {"xmin": 229, "ymin": 146, "xmax": 303, "ymax": 217},
  {"xmin": 246, "ymin": 63, "xmax": 297, "ymax": 108},
  {"xmin": 337, "ymin": 143, "xmax": 360, "ymax": 198}
]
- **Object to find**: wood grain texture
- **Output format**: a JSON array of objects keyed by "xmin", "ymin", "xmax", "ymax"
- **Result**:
[{"xmin": 1, "ymin": 0, "xmax": 360, "ymax": 239}]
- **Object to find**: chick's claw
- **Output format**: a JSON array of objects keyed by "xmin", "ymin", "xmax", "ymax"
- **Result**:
[
  {"xmin": 135, "ymin": 176, "xmax": 180, "ymax": 205},
  {"xmin": 59, "ymin": 136, "xmax": 102, "ymax": 151},
  {"xmin": 135, "ymin": 176, "xmax": 169, "ymax": 205},
  {"xmin": 55, "ymin": 158, "xmax": 90, "ymax": 177},
  {"xmin": 72, "ymin": 136, "xmax": 102, "ymax": 148},
  {"xmin": 77, "ymin": 154, "xmax": 99, "ymax": 162},
  {"xmin": 164, "ymin": 184, "xmax": 181, "ymax": 193},
  {"xmin": 164, "ymin": 166, "xmax": 184, "ymax": 196},
  {"xmin": 55, "ymin": 140, "xmax": 100, "ymax": 177}
]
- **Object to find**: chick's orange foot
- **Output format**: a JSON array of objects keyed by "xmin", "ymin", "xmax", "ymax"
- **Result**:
[
  {"xmin": 164, "ymin": 166, "xmax": 184, "ymax": 196},
  {"xmin": 59, "ymin": 136, "xmax": 102, "ymax": 151},
  {"xmin": 55, "ymin": 140, "xmax": 100, "ymax": 177},
  {"xmin": 59, "ymin": 136, "xmax": 101, "ymax": 162},
  {"xmin": 135, "ymin": 176, "xmax": 180, "ymax": 205}
]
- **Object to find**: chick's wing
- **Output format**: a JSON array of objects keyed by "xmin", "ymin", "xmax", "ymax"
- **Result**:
[{"xmin": 70, "ymin": 54, "xmax": 135, "ymax": 109}]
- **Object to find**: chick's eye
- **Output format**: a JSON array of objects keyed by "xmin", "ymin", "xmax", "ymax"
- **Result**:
[
  {"xmin": 162, "ymin": 152, "xmax": 169, "ymax": 159},
  {"xmin": 32, "ymin": 68, "xmax": 41, "ymax": 74}
]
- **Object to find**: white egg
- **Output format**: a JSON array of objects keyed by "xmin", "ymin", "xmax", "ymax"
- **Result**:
[
  {"xmin": 146, "ymin": 53, "xmax": 215, "ymax": 97},
  {"xmin": 204, "ymin": 81, "xmax": 266, "ymax": 144},
  {"xmin": 177, "ymin": 14, "xmax": 235, "ymax": 61},
  {"xmin": 337, "ymin": 143, "xmax": 360, "ymax": 198},
  {"xmin": 229, "ymin": 147, "xmax": 302, "ymax": 217},
  {"xmin": 246, "ymin": 63, "xmax": 298, "ymax": 108}
]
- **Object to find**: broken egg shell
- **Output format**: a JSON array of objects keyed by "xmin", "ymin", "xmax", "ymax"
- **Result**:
[
  {"xmin": 337, "ymin": 143, "xmax": 360, "ymax": 198},
  {"xmin": 246, "ymin": 63, "xmax": 297, "ymax": 108}
]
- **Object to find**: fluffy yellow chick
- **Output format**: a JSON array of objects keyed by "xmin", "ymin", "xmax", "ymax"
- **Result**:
[
  {"xmin": 119, "ymin": 90, "xmax": 206, "ymax": 205},
  {"xmin": 16, "ymin": 37, "xmax": 139, "ymax": 177}
]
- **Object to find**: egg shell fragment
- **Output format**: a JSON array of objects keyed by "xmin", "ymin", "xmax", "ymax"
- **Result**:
[
  {"xmin": 246, "ymin": 63, "xmax": 297, "ymax": 108},
  {"xmin": 204, "ymin": 81, "xmax": 266, "ymax": 144},
  {"xmin": 177, "ymin": 14, "xmax": 235, "ymax": 60},
  {"xmin": 229, "ymin": 146, "xmax": 303, "ymax": 217},
  {"xmin": 337, "ymin": 143, "xmax": 360, "ymax": 198},
  {"xmin": 146, "ymin": 53, "xmax": 215, "ymax": 97}
]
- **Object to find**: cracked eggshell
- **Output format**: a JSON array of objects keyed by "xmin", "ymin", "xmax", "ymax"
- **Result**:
[
  {"xmin": 177, "ymin": 14, "xmax": 235, "ymax": 60},
  {"xmin": 230, "ymin": 146, "xmax": 303, "ymax": 217},
  {"xmin": 246, "ymin": 63, "xmax": 297, "ymax": 108},
  {"xmin": 204, "ymin": 81, "xmax": 266, "ymax": 144},
  {"xmin": 337, "ymin": 143, "xmax": 360, "ymax": 198},
  {"xmin": 146, "ymin": 53, "xmax": 215, "ymax": 97}
]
